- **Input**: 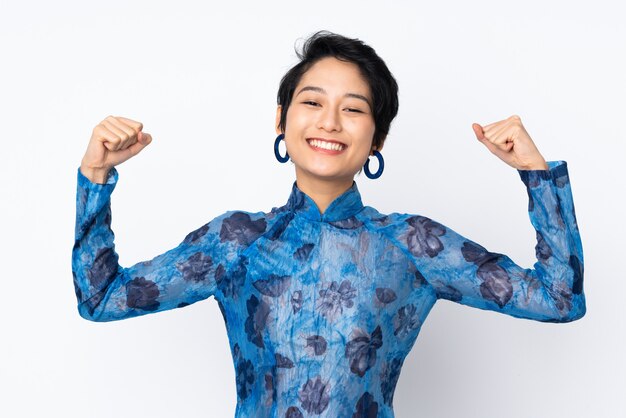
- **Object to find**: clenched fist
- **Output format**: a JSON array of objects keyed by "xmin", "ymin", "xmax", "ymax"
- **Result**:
[
  {"xmin": 80, "ymin": 116, "xmax": 152, "ymax": 184},
  {"xmin": 472, "ymin": 115, "xmax": 548, "ymax": 171}
]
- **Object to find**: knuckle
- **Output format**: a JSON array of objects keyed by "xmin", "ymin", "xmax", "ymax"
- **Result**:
[{"xmin": 93, "ymin": 124, "xmax": 106, "ymax": 135}]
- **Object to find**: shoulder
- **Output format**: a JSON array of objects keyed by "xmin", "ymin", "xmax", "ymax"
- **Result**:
[
  {"xmin": 357, "ymin": 206, "xmax": 452, "ymax": 253},
  {"xmin": 357, "ymin": 206, "xmax": 441, "ymax": 230},
  {"xmin": 183, "ymin": 208, "xmax": 280, "ymax": 252}
]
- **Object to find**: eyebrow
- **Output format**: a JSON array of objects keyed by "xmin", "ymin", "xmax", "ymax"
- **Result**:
[{"xmin": 295, "ymin": 86, "xmax": 372, "ymax": 110}]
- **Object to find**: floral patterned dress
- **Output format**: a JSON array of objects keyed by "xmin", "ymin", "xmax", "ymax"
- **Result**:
[{"xmin": 72, "ymin": 160, "xmax": 585, "ymax": 417}]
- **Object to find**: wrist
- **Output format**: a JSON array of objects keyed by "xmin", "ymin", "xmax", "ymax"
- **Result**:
[
  {"xmin": 80, "ymin": 164, "xmax": 110, "ymax": 184},
  {"xmin": 521, "ymin": 158, "xmax": 549, "ymax": 171}
]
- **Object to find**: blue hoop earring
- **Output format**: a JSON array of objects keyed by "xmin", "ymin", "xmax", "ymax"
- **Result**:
[
  {"xmin": 274, "ymin": 133, "xmax": 289, "ymax": 163},
  {"xmin": 364, "ymin": 150, "xmax": 384, "ymax": 179}
]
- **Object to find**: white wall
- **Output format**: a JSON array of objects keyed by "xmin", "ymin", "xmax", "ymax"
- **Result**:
[{"xmin": 0, "ymin": 0, "xmax": 623, "ymax": 416}]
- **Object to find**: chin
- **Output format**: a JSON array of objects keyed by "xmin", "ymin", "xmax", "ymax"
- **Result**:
[{"xmin": 306, "ymin": 167, "xmax": 356, "ymax": 182}]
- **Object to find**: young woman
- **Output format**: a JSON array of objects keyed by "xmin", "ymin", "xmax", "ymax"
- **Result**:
[{"xmin": 73, "ymin": 30, "xmax": 585, "ymax": 417}]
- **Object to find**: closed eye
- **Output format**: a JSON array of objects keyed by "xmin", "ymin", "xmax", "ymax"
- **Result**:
[{"xmin": 303, "ymin": 101, "xmax": 363, "ymax": 113}]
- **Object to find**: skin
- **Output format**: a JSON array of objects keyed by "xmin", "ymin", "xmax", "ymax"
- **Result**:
[
  {"xmin": 471, "ymin": 117, "xmax": 548, "ymax": 171},
  {"xmin": 274, "ymin": 57, "xmax": 381, "ymax": 215},
  {"xmin": 80, "ymin": 59, "xmax": 549, "ymax": 215},
  {"xmin": 80, "ymin": 116, "xmax": 151, "ymax": 184}
]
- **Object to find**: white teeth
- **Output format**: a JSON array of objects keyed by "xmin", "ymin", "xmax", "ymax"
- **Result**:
[{"xmin": 308, "ymin": 139, "xmax": 345, "ymax": 151}]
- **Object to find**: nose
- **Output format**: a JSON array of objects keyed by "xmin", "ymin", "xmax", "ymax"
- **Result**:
[{"xmin": 317, "ymin": 106, "xmax": 342, "ymax": 132}]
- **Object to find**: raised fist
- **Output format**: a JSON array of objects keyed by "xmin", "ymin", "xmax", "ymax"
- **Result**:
[{"xmin": 80, "ymin": 115, "xmax": 152, "ymax": 183}]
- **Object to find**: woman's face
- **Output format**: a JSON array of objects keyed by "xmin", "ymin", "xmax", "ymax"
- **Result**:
[{"xmin": 275, "ymin": 56, "xmax": 378, "ymax": 185}]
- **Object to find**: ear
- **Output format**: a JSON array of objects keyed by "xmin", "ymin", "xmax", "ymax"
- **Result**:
[
  {"xmin": 275, "ymin": 105, "xmax": 283, "ymax": 135},
  {"xmin": 371, "ymin": 138, "xmax": 385, "ymax": 155}
]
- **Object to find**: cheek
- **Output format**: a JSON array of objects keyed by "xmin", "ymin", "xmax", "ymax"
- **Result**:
[
  {"xmin": 352, "ymin": 120, "xmax": 376, "ymax": 145},
  {"xmin": 349, "ymin": 115, "xmax": 375, "ymax": 135},
  {"xmin": 349, "ymin": 137, "xmax": 376, "ymax": 162},
  {"xmin": 285, "ymin": 106, "xmax": 310, "ymax": 128}
]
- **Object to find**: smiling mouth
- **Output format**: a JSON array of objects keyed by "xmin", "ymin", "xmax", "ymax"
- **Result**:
[{"xmin": 306, "ymin": 138, "xmax": 347, "ymax": 151}]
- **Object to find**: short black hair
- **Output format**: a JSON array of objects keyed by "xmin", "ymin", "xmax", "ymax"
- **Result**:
[{"xmin": 277, "ymin": 30, "xmax": 399, "ymax": 153}]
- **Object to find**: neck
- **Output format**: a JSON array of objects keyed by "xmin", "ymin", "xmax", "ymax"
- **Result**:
[{"xmin": 294, "ymin": 168, "xmax": 354, "ymax": 215}]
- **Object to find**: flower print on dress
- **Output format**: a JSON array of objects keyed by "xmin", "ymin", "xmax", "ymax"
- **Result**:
[
  {"xmin": 519, "ymin": 167, "xmax": 549, "ymax": 189},
  {"xmin": 547, "ymin": 280, "xmax": 572, "ymax": 315},
  {"xmin": 232, "ymin": 342, "xmax": 241, "ymax": 358},
  {"xmin": 275, "ymin": 353, "xmax": 295, "ymax": 368},
  {"xmin": 413, "ymin": 268, "xmax": 428, "ymax": 288},
  {"xmin": 235, "ymin": 357, "xmax": 255, "ymax": 400},
  {"xmin": 393, "ymin": 304, "xmax": 421, "ymax": 339},
  {"xmin": 219, "ymin": 212, "xmax": 267, "ymax": 246},
  {"xmin": 352, "ymin": 391, "xmax": 379, "ymax": 418},
  {"xmin": 522, "ymin": 173, "xmax": 539, "ymax": 212},
  {"xmin": 433, "ymin": 282, "xmax": 463, "ymax": 302},
  {"xmin": 291, "ymin": 290, "xmax": 303, "ymax": 314},
  {"xmin": 371, "ymin": 215, "xmax": 391, "ymax": 226},
  {"xmin": 550, "ymin": 161, "xmax": 570, "ymax": 188},
  {"xmin": 293, "ymin": 243, "xmax": 315, "ymax": 262},
  {"xmin": 345, "ymin": 325, "xmax": 383, "ymax": 377},
  {"xmin": 329, "ymin": 216, "xmax": 364, "ymax": 230},
  {"xmin": 535, "ymin": 231, "xmax": 553, "ymax": 261},
  {"xmin": 298, "ymin": 375, "xmax": 331, "ymax": 414},
  {"xmin": 285, "ymin": 406, "xmax": 304, "ymax": 418},
  {"xmin": 183, "ymin": 222, "xmax": 209, "ymax": 244},
  {"xmin": 216, "ymin": 259, "xmax": 248, "ymax": 299},
  {"xmin": 253, "ymin": 274, "xmax": 291, "ymax": 297},
  {"xmin": 103, "ymin": 210, "xmax": 111, "ymax": 228},
  {"xmin": 375, "ymin": 288, "xmax": 397, "ymax": 305},
  {"xmin": 461, "ymin": 241, "xmax": 513, "ymax": 308},
  {"xmin": 245, "ymin": 294, "xmax": 270, "ymax": 348},
  {"xmin": 175, "ymin": 251, "xmax": 213, "ymax": 283},
  {"xmin": 88, "ymin": 247, "xmax": 118, "ymax": 288},
  {"xmin": 317, "ymin": 280, "xmax": 357, "ymax": 321},
  {"xmin": 264, "ymin": 372, "xmax": 276, "ymax": 406},
  {"xmin": 478, "ymin": 266, "xmax": 513, "ymax": 308},
  {"xmin": 404, "ymin": 215, "xmax": 446, "ymax": 258},
  {"xmin": 570, "ymin": 254, "xmax": 583, "ymax": 295},
  {"xmin": 83, "ymin": 291, "xmax": 106, "ymax": 317},
  {"xmin": 554, "ymin": 172, "xmax": 569, "ymax": 188},
  {"xmin": 305, "ymin": 335, "xmax": 328, "ymax": 356},
  {"xmin": 126, "ymin": 276, "xmax": 160, "ymax": 311},
  {"xmin": 380, "ymin": 357, "xmax": 403, "ymax": 406}
]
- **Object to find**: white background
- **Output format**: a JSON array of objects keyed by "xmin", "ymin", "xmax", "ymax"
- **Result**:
[{"xmin": 1, "ymin": 1, "xmax": 624, "ymax": 417}]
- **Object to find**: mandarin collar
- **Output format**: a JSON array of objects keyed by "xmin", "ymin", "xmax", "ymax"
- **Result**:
[{"xmin": 285, "ymin": 180, "xmax": 364, "ymax": 222}]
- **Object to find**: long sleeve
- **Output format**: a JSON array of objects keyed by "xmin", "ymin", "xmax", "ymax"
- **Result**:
[
  {"xmin": 386, "ymin": 160, "xmax": 585, "ymax": 323},
  {"xmin": 71, "ymin": 166, "xmax": 244, "ymax": 322}
]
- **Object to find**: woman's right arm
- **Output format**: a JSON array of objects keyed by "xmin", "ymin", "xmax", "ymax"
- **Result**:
[
  {"xmin": 72, "ymin": 165, "xmax": 242, "ymax": 322},
  {"xmin": 72, "ymin": 116, "xmax": 241, "ymax": 322}
]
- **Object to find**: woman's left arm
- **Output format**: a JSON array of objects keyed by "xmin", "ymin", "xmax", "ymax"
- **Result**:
[{"xmin": 386, "ymin": 116, "xmax": 585, "ymax": 322}]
